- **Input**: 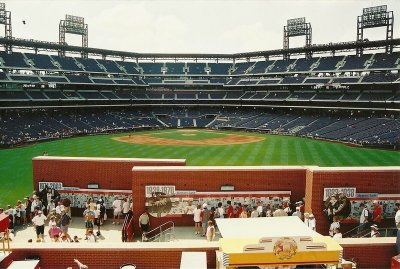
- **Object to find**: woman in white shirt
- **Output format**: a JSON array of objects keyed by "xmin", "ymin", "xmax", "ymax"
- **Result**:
[{"xmin": 193, "ymin": 204, "xmax": 202, "ymax": 235}]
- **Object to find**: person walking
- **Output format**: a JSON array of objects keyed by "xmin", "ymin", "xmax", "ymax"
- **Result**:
[
  {"xmin": 32, "ymin": 210, "xmax": 47, "ymax": 242},
  {"xmin": 193, "ymin": 204, "xmax": 202, "ymax": 235},
  {"xmin": 206, "ymin": 220, "xmax": 215, "ymax": 241},
  {"xmin": 139, "ymin": 210, "xmax": 150, "ymax": 240}
]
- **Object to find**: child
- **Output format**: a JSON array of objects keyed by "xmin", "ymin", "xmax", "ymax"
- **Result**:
[{"xmin": 206, "ymin": 220, "xmax": 215, "ymax": 241}]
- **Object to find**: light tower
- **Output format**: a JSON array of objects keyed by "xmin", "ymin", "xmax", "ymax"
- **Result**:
[
  {"xmin": 283, "ymin": 17, "xmax": 312, "ymax": 59},
  {"xmin": 59, "ymin": 15, "xmax": 88, "ymax": 58},
  {"xmin": 356, "ymin": 5, "xmax": 394, "ymax": 55},
  {"xmin": 0, "ymin": 3, "xmax": 12, "ymax": 53}
]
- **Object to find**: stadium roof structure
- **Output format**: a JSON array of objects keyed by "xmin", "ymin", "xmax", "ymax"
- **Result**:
[{"xmin": 1, "ymin": 37, "xmax": 400, "ymax": 60}]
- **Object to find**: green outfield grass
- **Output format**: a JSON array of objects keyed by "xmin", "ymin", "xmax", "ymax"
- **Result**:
[{"xmin": 0, "ymin": 129, "xmax": 399, "ymax": 208}]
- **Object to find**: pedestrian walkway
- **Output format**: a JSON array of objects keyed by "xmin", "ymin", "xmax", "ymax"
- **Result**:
[{"xmin": 8, "ymin": 218, "xmax": 221, "ymax": 245}]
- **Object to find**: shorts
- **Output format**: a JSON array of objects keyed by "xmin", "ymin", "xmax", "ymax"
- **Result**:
[
  {"xmin": 195, "ymin": 221, "xmax": 201, "ymax": 225},
  {"xmin": 202, "ymin": 222, "xmax": 207, "ymax": 228},
  {"xmin": 140, "ymin": 223, "xmax": 149, "ymax": 232},
  {"xmin": 36, "ymin": 225, "xmax": 44, "ymax": 235},
  {"xmin": 114, "ymin": 210, "xmax": 121, "ymax": 217},
  {"xmin": 61, "ymin": 225, "xmax": 69, "ymax": 233},
  {"xmin": 20, "ymin": 211, "xmax": 26, "ymax": 218},
  {"xmin": 94, "ymin": 218, "xmax": 100, "ymax": 226}
]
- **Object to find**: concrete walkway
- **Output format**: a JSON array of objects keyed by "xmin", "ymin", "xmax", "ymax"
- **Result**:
[{"xmin": 8, "ymin": 218, "xmax": 221, "ymax": 245}]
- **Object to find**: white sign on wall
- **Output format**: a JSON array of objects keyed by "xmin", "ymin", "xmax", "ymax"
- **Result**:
[
  {"xmin": 323, "ymin": 187, "xmax": 356, "ymax": 200},
  {"xmin": 38, "ymin": 181, "xmax": 63, "ymax": 191},
  {"xmin": 145, "ymin": 185, "xmax": 176, "ymax": 197}
]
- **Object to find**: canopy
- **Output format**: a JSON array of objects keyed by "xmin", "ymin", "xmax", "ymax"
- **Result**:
[{"xmin": 215, "ymin": 217, "xmax": 342, "ymax": 268}]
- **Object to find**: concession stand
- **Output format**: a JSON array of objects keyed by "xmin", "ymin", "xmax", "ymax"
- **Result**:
[{"xmin": 215, "ymin": 216, "xmax": 343, "ymax": 268}]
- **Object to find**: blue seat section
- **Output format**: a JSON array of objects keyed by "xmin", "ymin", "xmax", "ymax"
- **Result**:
[
  {"xmin": 91, "ymin": 78, "xmax": 116, "ymax": 84},
  {"xmin": 288, "ymin": 91, "xmax": 316, "ymax": 101},
  {"xmin": 339, "ymin": 54, "xmax": 371, "ymax": 70},
  {"xmin": 51, "ymin": 55, "xmax": 85, "ymax": 72},
  {"xmin": 225, "ymin": 92, "xmax": 243, "ymax": 99},
  {"xmin": 147, "ymin": 93, "xmax": 163, "ymax": 99},
  {"xmin": 258, "ymin": 79, "xmax": 281, "ymax": 85},
  {"xmin": 361, "ymin": 73, "xmax": 398, "ymax": 83},
  {"xmin": 369, "ymin": 52, "xmax": 400, "ymax": 69},
  {"xmin": 187, "ymin": 63, "xmax": 206, "ymax": 75},
  {"xmin": 264, "ymin": 91, "xmax": 290, "ymax": 100},
  {"xmin": 139, "ymin": 62, "xmax": 163, "ymax": 75},
  {"xmin": 66, "ymin": 75, "xmax": 93, "ymax": 84},
  {"xmin": 289, "ymin": 58, "xmax": 318, "ymax": 72},
  {"xmin": 26, "ymin": 90, "xmax": 48, "ymax": 99},
  {"xmin": 251, "ymin": 61, "xmax": 272, "ymax": 74},
  {"xmin": 209, "ymin": 78, "xmax": 226, "ymax": 84},
  {"xmin": 63, "ymin": 91, "xmax": 82, "ymax": 99},
  {"xmin": 25, "ymin": 53, "xmax": 59, "ymax": 70},
  {"xmin": 177, "ymin": 93, "xmax": 196, "ymax": 99},
  {"xmin": 96, "ymin": 59, "xmax": 124, "ymax": 74},
  {"xmin": 0, "ymin": 52, "xmax": 30, "ymax": 68},
  {"xmin": 237, "ymin": 79, "xmax": 258, "ymax": 86},
  {"xmin": 43, "ymin": 90, "xmax": 67, "ymax": 99},
  {"xmin": 208, "ymin": 63, "xmax": 231, "ymax": 75},
  {"xmin": 115, "ymin": 61, "xmax": 139, "ymax": 74},
  {"xmin": 131, "ymin": 93, "xmax": 148, "ymax": 99},
  {"xmin": 358, "ymin": 92, "xmax": 394, "ymax": 101},
  {"xmin": 268, "ymin": 59, "xmax": 295, "ymax": 73},
  {"xmin": 280, "ymin": 76, "xmax": 306, "ymax": 84},
  {"xmin": 314, "ymin": 56, "xmax": 344, "ymax": 71},
  {"xmin": 99, "ymin": 91, "xmax": 118, "ymax": 99},
  {"xmin": 41, "ymin": 76, "xmax": 68, "ymax": 83},
  {"xmin": 226, "ymin": 78, "xmax": 241, "ymax": 85},
  {"xmin": 313, "ymin": 92, "xmax": 343, "ymax": 101},
  {"xmin": 231, "ymin": 62, "xmax": 254, "ymax": 75},
  {"xmin": 0, "ymin": 72, "xmax": 8, "ymax": 81},
  {"xmin": 165, "ymin": 63, "xmax": 185, "ymax": 75},
  {"xmin": 78, "ymin": 91, "xmax": 107, "ymax": 99},
  {"xmin": 331, "ymin": 77, "xmax": 360, "ymax": 84},
  {"xmin": 9, "ymin": 74, "xmax": 40, "ymax": 82},
  {"xmin": 114, "ymin": 79, "xmax": 136, "ymax": 85},
  {"xmin": 76, "ymin": 58, "xmax": 104, "ymax": 72},
  {"xmin": 132, "ymin": 77, "xmax": 147, "ymax": 85},
  {"xmin": 303, "ymin": 78, "xmax": 331, "ymax": 84},
  {"xmin": 145, "ymin": 78, "xmax": 163, "ymax": 84},
  {"xmin": 0, "ymin": 90, "xmax": 29, "ymax": 99}
]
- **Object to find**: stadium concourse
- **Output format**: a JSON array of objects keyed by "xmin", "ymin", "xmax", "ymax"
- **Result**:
[{"xmin": 0, "ymin": 2, "xmax": 400, "ymax": 269}]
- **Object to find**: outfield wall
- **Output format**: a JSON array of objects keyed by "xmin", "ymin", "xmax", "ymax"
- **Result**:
[
  {"xmin": 305, "ymin": 166, "xmax": 400, "ymax": 235},
  {"xmin": 131, "ymin": 166, "xmax": 308, "ymax": 234},
  {"xmin": 32, "ymin": 156, "xmax": 186, "ymax": 190}
]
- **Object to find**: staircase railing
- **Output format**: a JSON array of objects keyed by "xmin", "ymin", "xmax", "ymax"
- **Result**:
[{"xmin": 142, "ymin": 221, "xmax": 175, "ymax": 242}]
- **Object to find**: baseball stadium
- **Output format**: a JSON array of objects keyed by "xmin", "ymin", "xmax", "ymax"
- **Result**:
[{"xmin": 0, "ymin": 1, "xmax": 399, "ymax": 268}]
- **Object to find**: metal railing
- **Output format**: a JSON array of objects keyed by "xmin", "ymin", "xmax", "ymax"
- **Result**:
[
  {"xmin": 343, "ymin": 225, "xmax": 398, "ymax": 238},
  {"xmin": 142, "ymin": 221, "xmax": 175, "ymax": 242}
]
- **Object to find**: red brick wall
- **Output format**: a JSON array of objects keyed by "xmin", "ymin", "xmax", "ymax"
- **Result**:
[
  {"xmin": 341, "ymin": 242, "xmax": 397, "ymax": 268},
  {"xmin": 0, "ymin": 247, "xmax": 217, "ymax": 269},
  {"xmin": 0, "ymin": 242, "xmax": 396, "ymax": 269},
  {"xmin": 132, "ymin": 167, "xmax": 307, "ymax": 234},
  {"xmin": 307, "ymin": 168, "xmax": 400, "ymax": 235},
  {"xmin": 32, "ymin": 157, "xmax": 186, "ymax": 191}
]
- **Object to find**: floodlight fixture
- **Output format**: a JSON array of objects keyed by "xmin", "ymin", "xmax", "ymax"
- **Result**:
[
  {"xmin": 357, "ymin": 5, "xmax": 393, "ymax": 55},
  {"xmin": 0, "ymin": 2, "xmax": 12, "ymax": 53},
  {"xmin": 59, "ymin": 14, "xmax": 88, "ymax": 57},
  {"xmin": 283, "ymin": 17, "xmax": 312, "ymax": 59}
]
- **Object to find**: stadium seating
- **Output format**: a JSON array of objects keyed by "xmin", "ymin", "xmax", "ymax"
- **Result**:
[
  {"xmin": 66, "ymin": 75, "xmax": 93, "ymax": 84},
  {"xmin": 231, "ymin": 62, "xmax": 255, "ymax": 75},
  {"xmin": 288, "ymin": 58, "xmax": 318, "ymax": 72},
  {"xmin": 208, "ymin": 63, "xmax": 231, "ymax": 75},
  {"xmin": 339, "ymin": 54, "xmax": 371, "ymax": 70},
  {"xmin": 0, "ymin": 52, "xmax": 30, "ymax": 68},
  {"xmin": 165, "ymin": 63, "xmax": 185, "ymax": 75},
  {"xmin": 251, "ymin": 61, "xmax": 273, "ymax": 74},
  {"xmin": 140, "ymin": 62, "xmax": 163, "ymax": 75},
  {"xmin": 268, "ymin": 59, "xmax": 295, "ymax": 73},
  {"xmin": 369, "ymin": 52, "xmax": 400, "ymax": 69},
  {"xmin": 25, "ymin": 53, "xmax": 59, "ymax": 70},
  {"xmin": 77, "ymin": 58, "xmax": 105, "ymax": 73},
  {"xmin": 313, "ymin": 56, "xmax": 344, "ymax": 71},
  {"xmin": 115, "ymin": 61, "xmax": 140, "ymax": 74},
  {"xmin": 51, "ymin": 55, "xmax": 85, "ymax": 72},
  {"xmin": 96, "ymin": 59, "xmax": 124, "ymax": 74},
  {"xmin": 187, "ymin": 63, "xmax": 206, "ymax": 75}
]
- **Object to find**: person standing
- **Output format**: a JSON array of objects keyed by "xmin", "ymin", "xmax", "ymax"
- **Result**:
[
  {"xmin": 112, "ymin": 196, "xmax": 122, "ymax": 225},
  {"xmin": 60, "ymin": 209, "xmax": 72, "ymax": 242},
  {"xmin": 235, "ymin": 203, "xmax": 244, "ymax": 218},
  {"xmin": 217, "ymin": 202, "xmax": 225, "ymax": 219},
  {"xmin": 226, "ymin": 201, "xmax": 234, "ymax": 218},
  {"xmin": 395, "ymin": 203, "xmax": 400, "ymax": 253},
  {"xmin": 31, "ymin": 210, "xmax": 47, "ymax": 242},
  {"xmin": 332, "ymin": 228, "xmax": 342, "ymax": 240},
  {"xmin": 139, "ymin": 210, "xmax": 150, "ymax": 239},
  {"xmin": 370, "ymin": 224, "xmax": 381, "ymax": 238},
  {"xmin": 372, "ymin": 200, "xmax": 382, "ymax": 225},
  {"xmin": 206, "ymin": 220, "xmax": 215, "ymax": 242},
  {"xmin": 273, "ymin": 204, "xmax": 288, "ymax": 217},
  {"xmin": 251, "ymin": 206, "xmax": 259, "ymax": 218},
  {"xmin": 358, "ymin": 203, "xmax": 369, "ymax": 234},
  {"xmin": 201, "ymin": 204, "xmax": 210, "ymax": 237},
  {"xmin": 308, "ymin": 214, "xmax": 316, "ymax": 231},
  {"xmin": 193, "ymin": 204, "xmax": 202, "ymax": 235},
  {"xmin": 122, "ymin": 198, "xmax": 130, "ymax": 219},
  {"xmin": 329, "ymin": 216, "xmax": 341, "ymax": 237}
]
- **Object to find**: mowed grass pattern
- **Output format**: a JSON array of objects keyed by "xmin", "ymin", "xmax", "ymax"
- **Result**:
[{"xmin": 0, "ymin": 129, "xmax": 399, "ymax": 208}]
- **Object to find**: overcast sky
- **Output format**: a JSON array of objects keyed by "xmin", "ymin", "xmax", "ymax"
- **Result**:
[{"xmin": 3, "ymin": 0, "xmax": 400, "ymax": 54}]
